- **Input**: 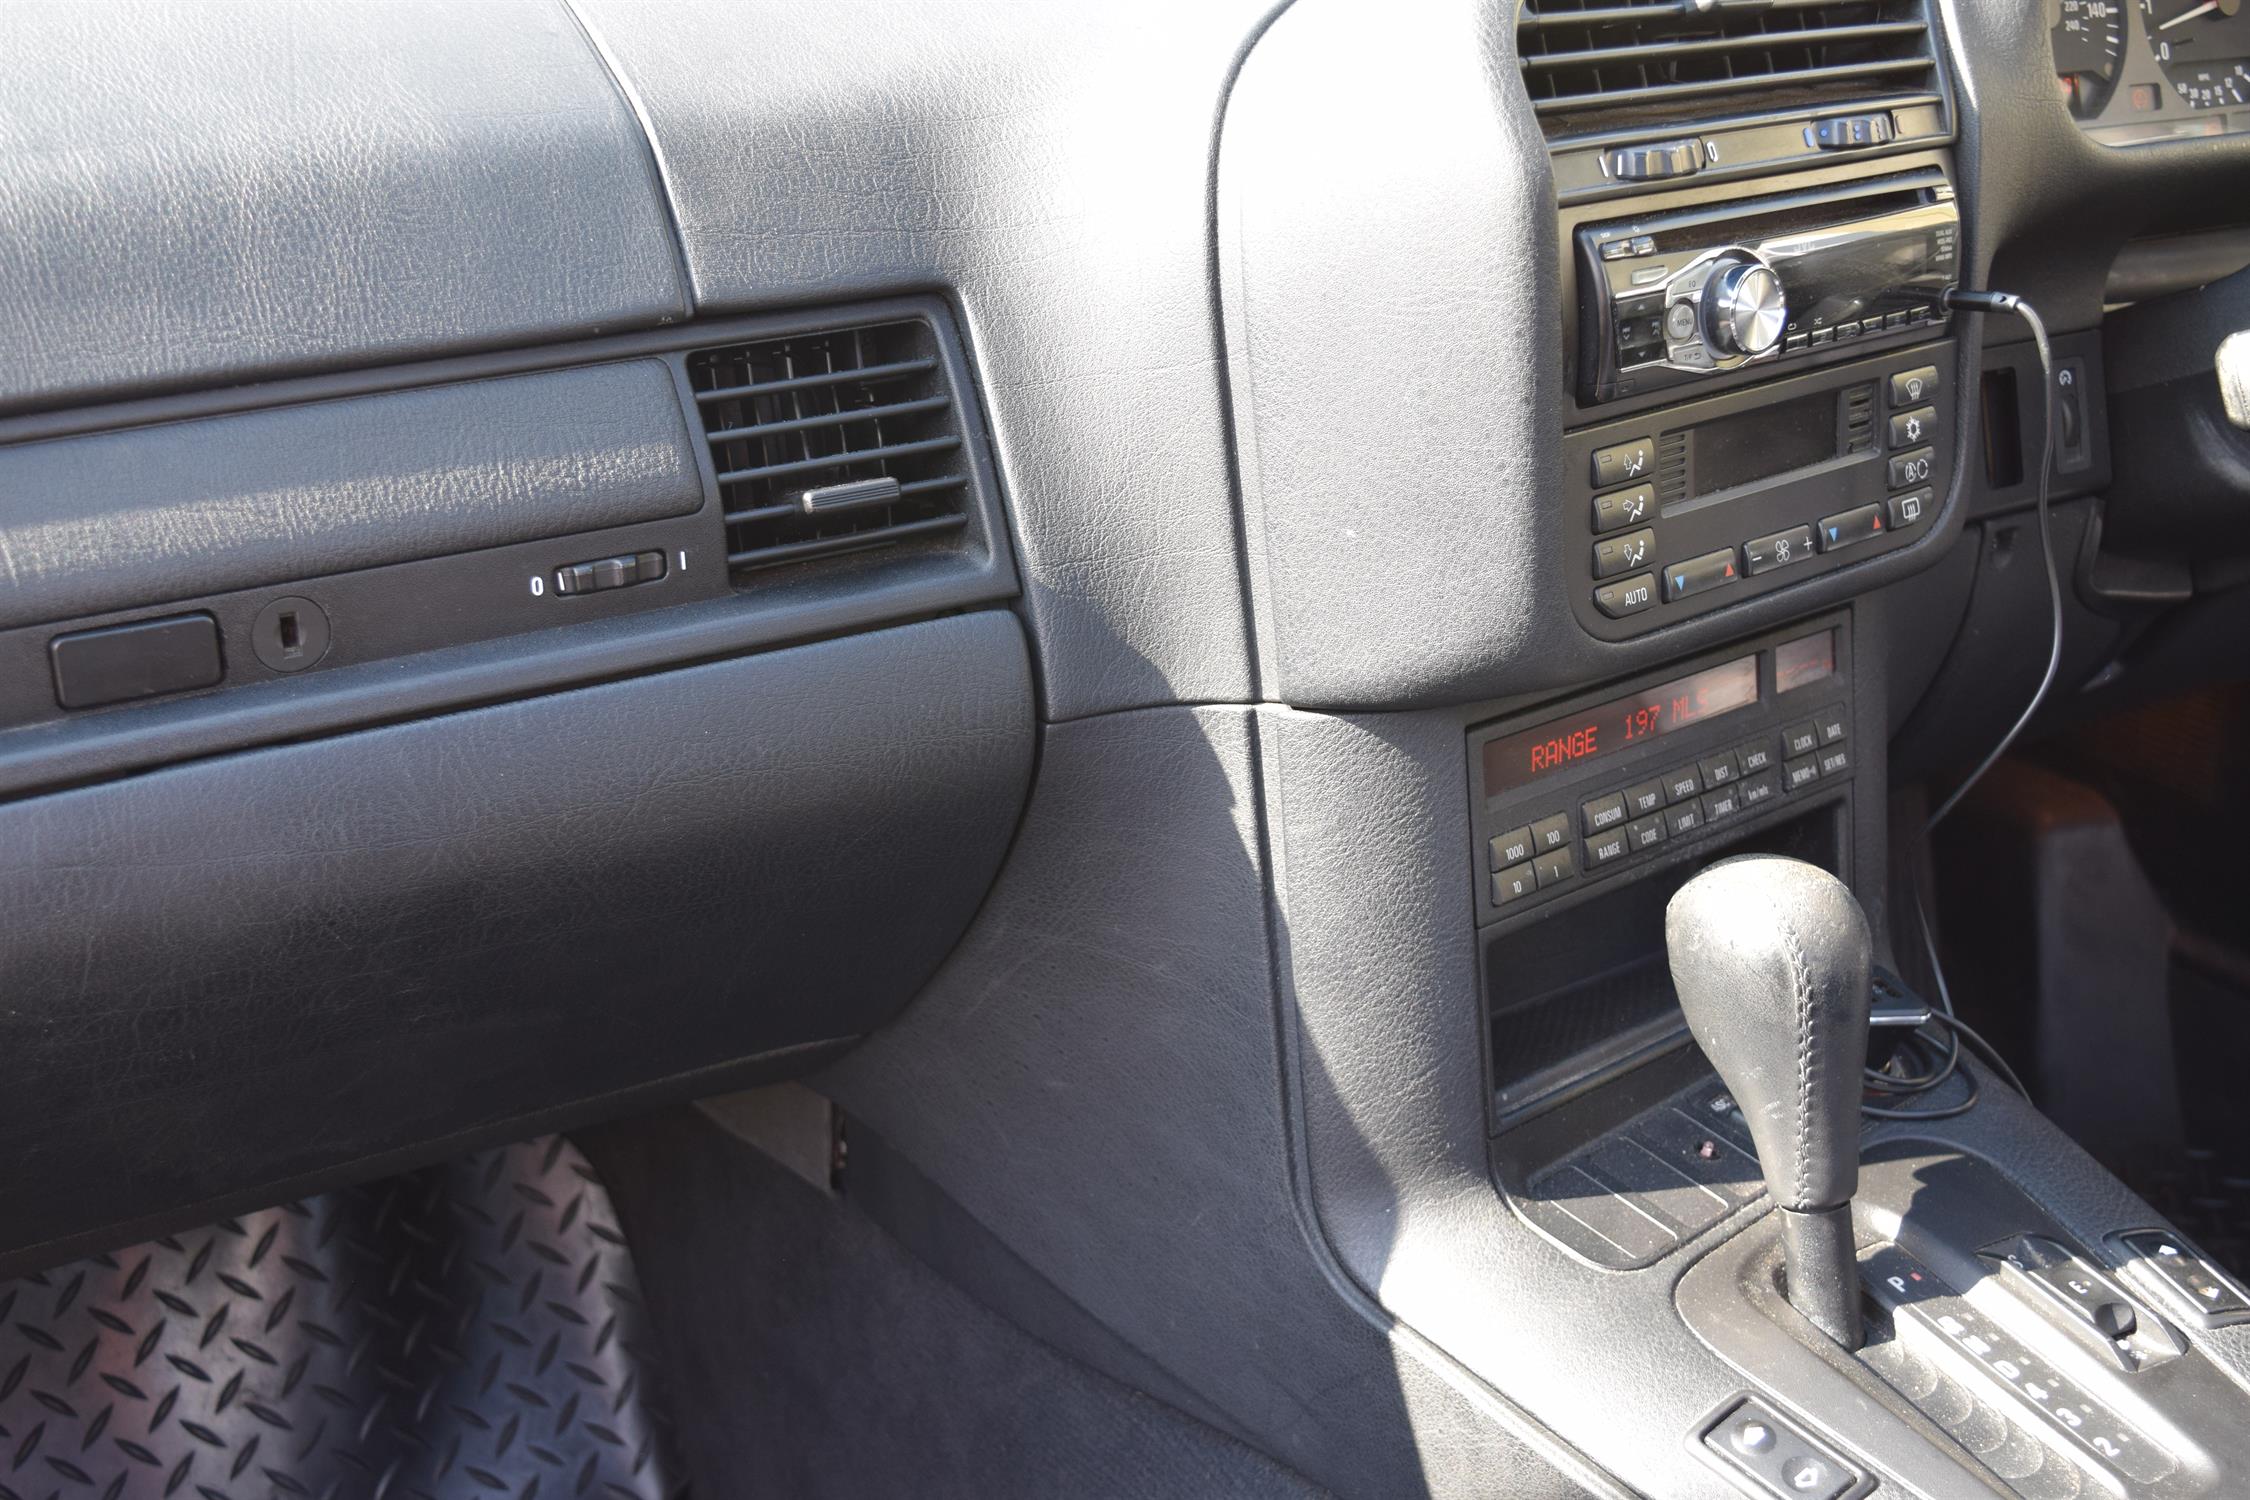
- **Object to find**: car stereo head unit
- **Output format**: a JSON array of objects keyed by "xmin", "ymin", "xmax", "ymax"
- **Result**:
[{"xmin": 1579, "ymin": 170, "xmax": 1959, "ymax": 404}]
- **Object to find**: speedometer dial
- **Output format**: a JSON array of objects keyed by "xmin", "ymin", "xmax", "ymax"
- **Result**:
[
  {"xmin": 2053, "ymin": 0, "xmax": 2127, "ymax": 117},
  {"xmin": 2141, "ymin": 0, "xmax": 2250, "ymax": 108}
]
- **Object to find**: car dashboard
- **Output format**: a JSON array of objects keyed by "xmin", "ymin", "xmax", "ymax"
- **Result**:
[{"xmin": 3, "ymin": 2, "xmax": 2250, "ymax": 1498}]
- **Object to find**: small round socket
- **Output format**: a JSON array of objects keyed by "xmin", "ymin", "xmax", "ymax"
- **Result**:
[{"xmin": 251, "ymin": 596, "xmax": 330, "ymax": 673}]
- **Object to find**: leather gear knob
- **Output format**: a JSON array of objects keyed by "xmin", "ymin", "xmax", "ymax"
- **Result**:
[{"xmin": 1664, "ymin": 854, "xmax": 1872, "ymax": 1214}]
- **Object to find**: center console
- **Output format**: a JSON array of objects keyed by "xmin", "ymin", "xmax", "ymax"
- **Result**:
[{"xmin": 1461, "ymin": 120, "xmax": 2250, "ymax": 1488}]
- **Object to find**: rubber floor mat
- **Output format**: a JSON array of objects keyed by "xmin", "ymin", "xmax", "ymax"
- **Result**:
[{"xmin": 0, "ymin": 1136, "xmax": 687, "ymax": 1500}]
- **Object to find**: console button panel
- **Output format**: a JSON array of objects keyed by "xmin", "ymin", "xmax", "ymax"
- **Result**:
[
  {"xmin": 1566, "ymin": 344, "xmax": 1954, "ymax": 640},
  {"xmin": 1470, "ymin": 617, "xmax": 1851, "ymax": 926}
]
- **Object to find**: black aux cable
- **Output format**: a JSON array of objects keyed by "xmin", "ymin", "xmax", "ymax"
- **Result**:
[{"xmin": 1863, "ymin": 287, "xmax": 2052, "ymax": 1122}]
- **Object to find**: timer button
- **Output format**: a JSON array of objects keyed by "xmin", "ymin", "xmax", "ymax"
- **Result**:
[{"xmin": 1530, "ymin": 813, "xmax": 1572, "ymax": 853}]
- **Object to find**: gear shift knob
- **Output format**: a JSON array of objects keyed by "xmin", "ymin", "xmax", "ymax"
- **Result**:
[{"xmin": 1666, "ymin": 855, "xmax": 1872, "ymax": 1347}]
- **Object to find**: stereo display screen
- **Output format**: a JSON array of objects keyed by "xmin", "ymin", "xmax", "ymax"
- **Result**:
[
  {"xmin": 1481, "ymin": 654, "xmax": 1760, "ymax": 800},
  {"xmin": 1690, "ymin": 390, "xmax": 1835, "ymax": 496}
]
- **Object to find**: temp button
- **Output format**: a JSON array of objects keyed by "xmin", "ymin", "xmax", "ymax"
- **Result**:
[
  {"xmin": 1815, "ymin": 504, "xmax": 1888, "ymax": 552},
  {"xmin": 1663, "ymin": 548, "xmax": 1740, "ymax": 602}
]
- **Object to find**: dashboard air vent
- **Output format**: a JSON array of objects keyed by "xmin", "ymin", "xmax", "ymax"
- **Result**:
[
  {"xmin": 686, "ymin": 320, "xmax": 969, "ymax": 575},
  {"xmin": 1517, "ymin": 0, "xmax": 1936, "ymax": 138}
]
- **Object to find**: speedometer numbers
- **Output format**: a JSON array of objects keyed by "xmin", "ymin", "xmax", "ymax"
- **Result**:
[
  {"xmin": 2141, "ymin": 0, "xmax": 2250, "ymax": 108},
  {"xmin": 2055, "ymin": 0, "xmax": 2127, "ymax": 117}
]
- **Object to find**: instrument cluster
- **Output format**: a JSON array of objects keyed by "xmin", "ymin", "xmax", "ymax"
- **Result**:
[{"xmin": 2054, "ymin": 0, "xmax": 2250, "ymax": 141}]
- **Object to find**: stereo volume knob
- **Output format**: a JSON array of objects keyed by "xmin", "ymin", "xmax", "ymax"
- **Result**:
[{"xmin": 1706, "ymin": 258, "xmax": 1788, "ymax": 357}]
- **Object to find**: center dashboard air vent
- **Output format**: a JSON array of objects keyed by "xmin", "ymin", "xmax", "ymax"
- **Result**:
[
  {"xmin": 686, "ymin": 319, "xmax": 972, "ymax": 576},
  {"xmin": 1518, "ymin": 0, "xmax": 1937, "ymax": 138}
]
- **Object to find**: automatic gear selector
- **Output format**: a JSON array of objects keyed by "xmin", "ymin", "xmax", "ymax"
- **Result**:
[{"xmin": 1666, "ymin": 855, "xmax": 1872, "ymax": 1347}]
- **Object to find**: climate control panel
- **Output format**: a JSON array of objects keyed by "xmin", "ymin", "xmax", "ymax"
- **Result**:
[{"xmin": 1568, "ymin": 344, "xmax": 1954, "ymax": 640}]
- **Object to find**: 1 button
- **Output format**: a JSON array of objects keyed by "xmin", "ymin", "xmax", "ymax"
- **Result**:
[
  {"xmin": 1592, "ymin": 438, "xmax": 1655, "ymax": 488},
  {"xmin": 1594, "ymin": 573, "xmax": 1658, "ymax": 620},
  {"xmin": 1593, "ymin": 483, "xmax": 1655, "ymax": 534},
  {"xmin": 1699, "ymin": 750, "xmax": 1739, "ymax": 788},
  {"xmin": 1889, "ymin": 487, "xmax": 1931, "ymax": 530},
  {"xmin": 1627, "ymin": 814, "xmax": 1666, "ymax": 852},
  {"xmin": 1744, "ymin": 525, "xmax": 1815, "ymax": 576},
  {"xmin": 1887, "ymin": 447, "xmax": 1935, "ymax": 490},
  {"xmin": 1492, "ymin": 864, "xmax": 1538, "ymax": 905},
  {"xmin": 1531, "ymin": 814, "xmax": 1572, "ymax": 853},
  {"xmin": 1816, "ymin": 503, "xmax": 1888, "ymax": 552},
  {"xmin": 1891, "ymin": 364, "xmax": 1941, "ymax": 406},
  {"xmin": 1586, "ymin": 827, "xmax": 1631, "ymax": 868},
  {"xmin": 1662, "ymin": 765, "xmax": 1702, "ymax": 804},
  {"xmin": 1624, "ymin": 779, "xmax": 1666, "ymax": 817},
  {"xmin": 1489, "ymin": 826, "xmax": 1534, "ymax": 870},
  {"xmin": 1594, "ymin": 528, "xmax": 1656, "ymax": 580},
  {"xmin": 1888, "ymin": 406, "xmax": 1936, "ymax": 448},
  {"xmin": 1784, "ymin": 754, "xmax": 1821, "ymax": 792},
  {"xmin": 1533, "ymin": 846, "xmax": 1577, "ymax": 887},
  {"xmin": 1582, "ymin": 792, "xmax": 1629, "ymax": 835},
  {"xmin": 1664, "ymin": 548, "xmax": 1740, "ymax": 602},
  {"xmin": 1783, "ymin": 720, "xmax": 1820, "ymax": 757}
]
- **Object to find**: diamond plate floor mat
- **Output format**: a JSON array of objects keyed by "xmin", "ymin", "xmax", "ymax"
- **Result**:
[{"xmin": 0, "ymin": 1136, "xmax": 688, "ymax": 1500}]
